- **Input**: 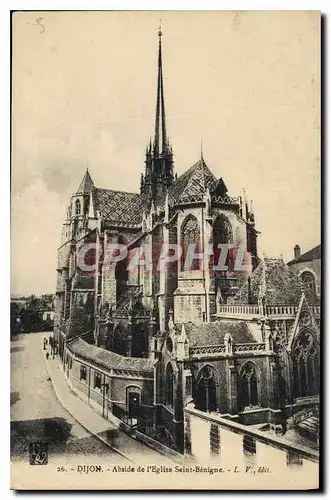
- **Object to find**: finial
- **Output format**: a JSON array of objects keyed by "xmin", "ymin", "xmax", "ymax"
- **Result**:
[
  {"xmin": 158, "ymin": 20, "xmax": 162, "ymax": 38},
  {"xmin": 200, "ymin": 139, "xmax": 204, "ymax": 161}
]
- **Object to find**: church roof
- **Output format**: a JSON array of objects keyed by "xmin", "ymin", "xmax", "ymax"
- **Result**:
[
  {"xmin": 169, "ymin": 158, "xmax": 218, "ymax": 205},
  {"xmin": 93, "ymin": 188, "xmax": 147, "ymax": 226},
  {"xmin": 175, "ymin": 321, "xmax": 255, "ymax": 347},
  {"xmin": 67, "ymin": 337, "xmax": 154, "ymax": 373},
  {"xmin": 232, "ymin": 258, "xmax": 304, "ymax": 306},
  {"xmin": 288, "ymin": 244, "xmax": 321, "ymax": 265},
  {"xmin": 76, "ymin": 169, "xmax": 94, "ymax": 195}
]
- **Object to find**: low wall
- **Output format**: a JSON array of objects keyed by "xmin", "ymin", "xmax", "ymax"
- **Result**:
[{"xmin": 184, "ymin": 404, "xmax": 319, "ymax": 473}]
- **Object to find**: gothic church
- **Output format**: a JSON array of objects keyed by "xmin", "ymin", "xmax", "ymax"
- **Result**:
[{"xmin": 55, "ymin": 29, "xmax": 320, "ymax": 456}]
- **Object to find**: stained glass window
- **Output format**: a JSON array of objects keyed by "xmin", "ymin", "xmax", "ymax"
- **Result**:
[{"xmin": 181, "ymin": 215, "xmax": 201, "ymax": 270}]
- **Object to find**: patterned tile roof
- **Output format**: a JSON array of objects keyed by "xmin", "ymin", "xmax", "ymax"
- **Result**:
[
  {"xmin": 93, "ymin": 188, "xmax": 147, "ymax": 226},
  {"xmin": 67, "ymin": 337, "xmax": 154, "ymax": 372},
  {"xmin": 175, "ymin": 321, "xmax": 255, "ymax": 346},
  {"xmin": 288, "ymin": 244, "xmax": 321, "ymax": 265},
  {"xmin": 232, "ymin": 258, "xmax": 304, "ymax": 306},
  {"xmin": 169, "ymin": 159, "xmax": 218, "ymax": 205}
]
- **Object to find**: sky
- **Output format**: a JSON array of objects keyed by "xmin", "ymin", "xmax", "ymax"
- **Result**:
[{"xmin": 11, "ymin": 11, "xmax": 320, "ymax": 296}]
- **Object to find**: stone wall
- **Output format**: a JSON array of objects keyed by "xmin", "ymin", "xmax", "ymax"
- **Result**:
[
  {"xmin": 64, "ymin": 351, "xmax": 154, "ymax": 416},
  {"xmin": 184, "ymin": 404, "xmax": 319, "ymax": 473}
]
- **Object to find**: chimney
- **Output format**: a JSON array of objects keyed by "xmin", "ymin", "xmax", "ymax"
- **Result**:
[{"xmin": 294, "ymin": 244, "xmax": 301, "ymax": 261}]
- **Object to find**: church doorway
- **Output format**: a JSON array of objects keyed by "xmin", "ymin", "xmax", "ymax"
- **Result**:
[{"xmin": 128, "ymin": 391, "xmax": 140, "ymax": 419}]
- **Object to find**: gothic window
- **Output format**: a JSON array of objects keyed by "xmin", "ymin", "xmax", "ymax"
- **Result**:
[
  {"xmin": 300, "ymin": 271, "xmax": 316, "ymax": 294},
  {"xmin": 292, "ymin": 331, "xmax": 319, "ymax": 398},
  {"xmin": 75, "ymin": 199, "xmax": 81, "ymax": 215},
  {"xmin": 195, "ymin": 365, "xmax": 217, "ymax": 412},
  {"xmin": 238, "ymin": 362, "xmax": 259, "ymax": 410},
  {"xmin": 165, "ymin": 363, "xmax": 174, "ymax": 408},
  {"xmin": 113, "ymin": 325, "xmax": 126, "ymax": 356},
  {"xmin": 213, "ymin": 215, "xmax": 233, "ymax": 271},
  {"xmin": 80, "ymin": 365, "xmax": 87, "ymax": 381},
  {"xmin": 166, "ymin": 336, "xmax": 173, "ymax": 353},
  {"xmin": 181, "ymin": 215, "xmax": 201, "ymax": 271},
  {"xmin": 185, "ymin": 375, "xmax": 192, "ymax": 398}
]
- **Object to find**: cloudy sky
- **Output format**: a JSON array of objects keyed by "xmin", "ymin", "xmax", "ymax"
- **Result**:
[{"xmin": 11, "ymin": 11, "xmax": 320, "ymax": 296}]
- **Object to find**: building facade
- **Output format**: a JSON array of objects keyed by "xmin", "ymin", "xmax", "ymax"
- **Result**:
[
  {"xmin": 55, "ymin": 30, "xmax": 320, "ymax": 463},
  {"xmin": 288, "ymin": 244, "xmax": 321, "ymax": 298}
]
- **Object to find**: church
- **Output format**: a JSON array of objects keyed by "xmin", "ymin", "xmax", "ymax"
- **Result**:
[{"xmin": 54, "ymin": 28, "xmax": 320, "ymax": 461}]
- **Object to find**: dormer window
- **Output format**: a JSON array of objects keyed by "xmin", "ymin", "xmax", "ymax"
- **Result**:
[{"xmin": 75, "ymin": 199, "xmax": 81, "ymax": 215}]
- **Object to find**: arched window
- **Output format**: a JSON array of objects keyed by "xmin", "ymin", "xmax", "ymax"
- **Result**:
[
  {"xmin": 238, "ymin": 362, "xmax": 259, "ymax": 410},
  {"xmin": 165, "ymin": 363, "xmax": 174, "ymax": 408},
  {"xmin": 292, "ymin": 331, "xmax": 319, "ymax": 398},
  {"xmin": 181, "ymin": 215, "xmax": 200, "ymax": 271},
  {"xmin": 213, "ymin": 215, "xmax": 233, "ymax": 271},
  {"xmin": 166, "ymin": 336, "xmax": 173, "ymax": 353},
  {"xmin": 195, "ymin": 365, "xmax": 217, "ymax": 412},
  {"xmin": 75, "ymin": 199, "xmax": 81, "ymax": 215},
  {"xmin": 126, "ymin": 386, "xmax": 141, "ymax": 418},
  {"xmin": 300, "ymin": 271, "xmax": 316, "ymax": 294}
]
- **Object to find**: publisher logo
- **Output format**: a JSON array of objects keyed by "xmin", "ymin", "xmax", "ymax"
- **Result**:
[{"xmin": 29, "ymin": 442, "xmax": 48, "ymax": 465}]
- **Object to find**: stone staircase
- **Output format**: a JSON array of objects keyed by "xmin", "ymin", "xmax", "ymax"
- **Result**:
[{"xmin": 294, "ymin": 406, "xmax": 319, "ymax": 444}]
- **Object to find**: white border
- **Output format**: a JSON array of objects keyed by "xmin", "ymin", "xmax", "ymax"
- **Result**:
[{"xmin": 2, "ymin": 2, "xmax": 327, "ymax": 498}]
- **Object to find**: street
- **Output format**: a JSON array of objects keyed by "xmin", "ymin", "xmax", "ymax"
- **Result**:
[{"xmin": 11, "ymin": 332, "xmax": 118, "ymax": 462}]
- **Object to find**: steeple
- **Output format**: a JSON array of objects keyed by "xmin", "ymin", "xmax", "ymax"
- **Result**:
[
  {"xmin": 141, "ymin": 25, "xmax": 174, "ymax": 200},
  {"xmin": 76, "ymin": 168, "xmax": 94, "ymax": 195},
  {"xmin": 154, "ymin": 25, "xmax": 167, "ymax": 156}
]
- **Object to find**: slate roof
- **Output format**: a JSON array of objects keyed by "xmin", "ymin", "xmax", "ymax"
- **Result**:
[
  {"xmin": 88, "ymin": 157, "xmax": 235, "ymax": 227},
  {"xmin": 169, "ymin": 159, "xmax": 218, "ymax": 205},
  {"xmin": 175, "ymin": 321, "xmax": 255, "ymax": 347},
  {"xmin": 93, "ymin": 188, "xmax": 147, "ymax": 226},
  {"xmin": 288, "ymin": 245, "xmax": 321, "ymax": 265},
  {"xmin": 67, "ymin": 337, "xmax": 154, "ymax": 372},
  {"xmin": 232, "ymin": 258, "xmax": 303, "ymax": 306},
  {"xmin": 76, "ymin": 170, "xmax": 94, "ymax": 195}
]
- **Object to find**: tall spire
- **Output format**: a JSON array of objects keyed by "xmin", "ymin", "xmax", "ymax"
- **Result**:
[
  {"xmin": 154, "ymin": 23, "xmax": 167, "ymax": 156},
  {"xmin": 141, "ymin": 25, "xmax": 174, "ymax": 200}
]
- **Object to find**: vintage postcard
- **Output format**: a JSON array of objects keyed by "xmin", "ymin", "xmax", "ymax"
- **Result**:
[{"xmin": 11, "ymin": 11, "xmax": 320, "ymax": 490}]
